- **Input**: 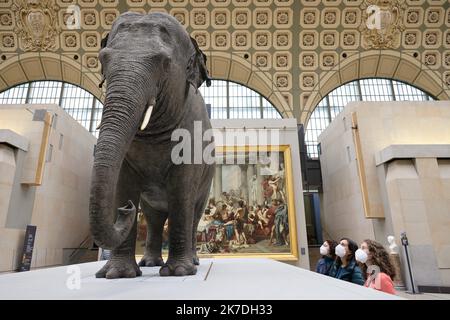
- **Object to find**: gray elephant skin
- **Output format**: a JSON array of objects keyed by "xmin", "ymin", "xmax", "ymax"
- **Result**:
[{"xmin": 89, "ymin": 11, "xmax": 215, "ymax": 279}]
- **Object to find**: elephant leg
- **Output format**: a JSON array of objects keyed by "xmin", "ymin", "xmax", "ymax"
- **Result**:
[
  {"xmin": 192, "ymin": 178, "xmax": 212, "ymax": 265},
  {"xmin": 95, "ymin": 159, "xmax": 142, "ymax": 279},
  {"xmin": 160, "ymin": 166, "xmax": 200, "ymax": 277},
  {"xmin": 138, "ymin": 200, "xmax": 167, "ymax": 267}
]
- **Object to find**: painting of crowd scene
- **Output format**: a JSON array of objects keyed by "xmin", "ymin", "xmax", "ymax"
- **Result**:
[
  {"xmin": 135, "ymin": 150, "xmax": 294, "ymax": 257},
  {"xmin": 197, "ymin": 150, "xmax": 292, "ymax": 256}
]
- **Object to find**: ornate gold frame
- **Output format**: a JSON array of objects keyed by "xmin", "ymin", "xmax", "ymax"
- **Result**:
[{"xmin": 136, "ymin": 145, "xmax": 299, "ymax": 262}]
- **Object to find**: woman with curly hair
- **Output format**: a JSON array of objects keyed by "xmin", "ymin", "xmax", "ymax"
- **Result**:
[{"xmin": 355, "ymin": 239, "xmax": 396, "ymax": 295}]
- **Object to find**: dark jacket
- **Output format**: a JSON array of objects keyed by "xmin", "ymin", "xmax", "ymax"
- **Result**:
[
  {"xmin": 329, "ymin": 258, "xmax": 365, "ymax": 285},
  {"xmin": 315, "ymin": 256, "xmax": 334, "ymax": 276}
]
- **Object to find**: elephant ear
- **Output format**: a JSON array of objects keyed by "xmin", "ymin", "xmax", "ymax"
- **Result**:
[
  {"xmin": 187, "ymin": 36, "xmax": 212, "ymax": 91},
  {"xmin": 99, "ymin": 33, "xmax": 109, "ymax": 88}
]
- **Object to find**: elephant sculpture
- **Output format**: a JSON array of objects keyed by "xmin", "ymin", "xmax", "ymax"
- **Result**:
[{"xmin": 89, "ymin": 11, "xmax": 215, "ymax": 279}]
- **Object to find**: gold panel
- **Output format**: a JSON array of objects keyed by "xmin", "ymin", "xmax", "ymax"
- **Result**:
[
  {"xmin": 22, "ymin": 112, "xmax": 52, "ymax": 186},
  {"xmin": 351, "ymin": 112, "xmax": 384, "ymax": 219}
]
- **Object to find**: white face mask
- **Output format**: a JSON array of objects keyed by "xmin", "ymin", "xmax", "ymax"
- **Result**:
[
  {"xmin": 335, "ymin": 244, "xmax": 346, "ymax": 258},
  {"xmin": 320, "ymin": 245, "xmax": 329, "ymax": 256},
  {"xmin": 355, "ymin": 249, "xmax": 368, "ymax": 264}
]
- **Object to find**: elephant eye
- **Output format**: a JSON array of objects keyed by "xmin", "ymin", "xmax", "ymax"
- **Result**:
[
  {"xmin": 159, "ymin": 26, "xmax": 169, "ymax": 35},
  {"xmin": 158, "ymin": 26, "xmax": 171, "ymax": 42}
]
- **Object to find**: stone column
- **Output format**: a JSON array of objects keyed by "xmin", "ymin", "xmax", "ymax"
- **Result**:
[
  {"xmin": 256, "ymin": 165, "xmax": 264, "ymax": 205},
  {"xmin": 247, "ymin": 165, "xmax": 255, "ymax": 206},
  {"xmin": 240, "ymin": 164, "xmax": 248, "ymax": 203}
]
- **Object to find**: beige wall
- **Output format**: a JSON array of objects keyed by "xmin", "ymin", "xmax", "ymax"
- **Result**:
[
  {"xmin": 0, "ymin": 144, "xmax": 21, "ymax": 271},
  {"xmin": 0, "ymin": 104, "xmax": 96, "ymax": 272},
  {"xmin": 318, "ymin": 101, "xmax": 450, "ymax": 289}
]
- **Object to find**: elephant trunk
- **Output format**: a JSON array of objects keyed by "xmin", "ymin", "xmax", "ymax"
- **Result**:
[{"xmin": 89, "ymin": 66, "xmax": 151, "ymax": 250}]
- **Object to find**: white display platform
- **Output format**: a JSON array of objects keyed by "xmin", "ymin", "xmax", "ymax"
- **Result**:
[{"xmin": 0, "ymin": 258, "xmax": 402, "ymax": 300}]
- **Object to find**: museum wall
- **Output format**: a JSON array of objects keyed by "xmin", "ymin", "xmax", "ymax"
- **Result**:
[
  {"xmin": 1, "ymin": 0, "xmax": 450, "ymax": 125},
  {"xmin": 318, "ymin": 100, "xmax": 450, "ymax": 289},
  {"xmin": 0, "ymin": 103, "xmax": 96, "ymax": 272}
]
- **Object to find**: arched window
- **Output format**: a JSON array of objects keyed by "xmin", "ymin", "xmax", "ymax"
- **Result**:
[
  {"xmin": 199, "ymin": 79, "xmax": 282, "ymax": 119},
  {"xmin": 305, "ymin": 79, "xmax": 435, "ymax": 158},
  {"xmin": 0, "ymin": 79, "xmax": 281, "ymax": 137}
]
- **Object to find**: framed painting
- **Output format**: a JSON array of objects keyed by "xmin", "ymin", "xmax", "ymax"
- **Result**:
[{"xmin": 136, "ymin": 145, "xmax": 298, "ymax": 261}]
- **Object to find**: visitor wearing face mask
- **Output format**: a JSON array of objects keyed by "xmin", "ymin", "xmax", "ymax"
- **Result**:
[
  {"xmin": 329, "ymin": 237, "xmax": 365, "ymax": 285},
  {"xmin": 355, "ymin": 239, "xmax": 396, "ymax": 295},
  {"xmin": 315, "ymin": 240, "xmax": 337, "ymax": 276}
]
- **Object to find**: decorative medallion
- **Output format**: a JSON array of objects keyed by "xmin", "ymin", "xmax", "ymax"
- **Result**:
[
  {"xmin": 302, "ymin": 75, "xmax": 315, "ymax": 88},
  {"xmin": 215, "ymin": 12, "xmax": 227, "ymax": 25},
  {"xmin": 255, "ymin": 33, "xmax": 268, "ymax": 47},
  {"xmin": 194, "ymin": 34, "xmax": 206, "ymax": 47},
  {"xmin": 276, "ymin": 10, "xmax": 289, "ymax": 25},
  {"xmin": 360, "ymin": 0, "xmax": 406, "ymax": 49},
  {"xmin": 173, "ymin": 12, "xmax": 186, "ymax": 25},
  {"xmin": 255, "ymin": 11, "xmax": 269, "ymax": 25},
  {"xmin": 322, "ymin": 54, "xmax": 335, "ymax": 67},
  {"xmin": 215, "ymin": 34, "xmax": 227, "ymax": 47},
  {"xmin": 12, "ymin": 0, "xmax": 60, "ymax": 51},
  {"xmin": 302, "ymin": 33, "xmax": 315, "ymax": 47},
  {"xmin": 404, "ymin": 31, "xmax": 417, "ymax": 46},
  {"xmin": 235, "ymin": 12, "xmax": 248, "ymax": 25},
  {"xmin": 302, "ymin": 54, "xmax": 315, "ymax": 68},
  {"xmin": 276, "ymin": 33, "xmax": 289, "ymax": 47},
  {"xmin": 276, "ymin": 54, "xmax": 288, "ymax": 68},
  {"xmin": 193, "ymin": 11, "xmax": 206, "ymax": 25},
  {"xmin": 276, "ymin": 75, "xmax": 288, "ymax": 88},
  {"xmin": 424, "ymin": 52, "xmax": 437, "ymax": 66},
  {"xmin": 256, "ymin": 54, "xmax": 268, "ymax": 68}
]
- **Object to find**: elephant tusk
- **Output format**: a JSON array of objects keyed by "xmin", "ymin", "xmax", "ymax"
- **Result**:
[{"xmin": 140, "ymin": 105, "xmax": 154, "ymax": 131}]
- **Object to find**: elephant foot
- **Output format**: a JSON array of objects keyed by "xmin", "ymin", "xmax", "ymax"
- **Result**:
[
  {"xmin": 96, "ymin": 256, "xmax": 142, "ymax": 279},
  {"xmin": 159, "ymin": 258, "xmax": 197, "ymax": 277},
  {"xmin": 138, "ymin": 254, "xmax": 164, "ymax": 267},
  {"xmin": 193, "ymin": 253, "xmax": 200, "ymax": 265}
]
